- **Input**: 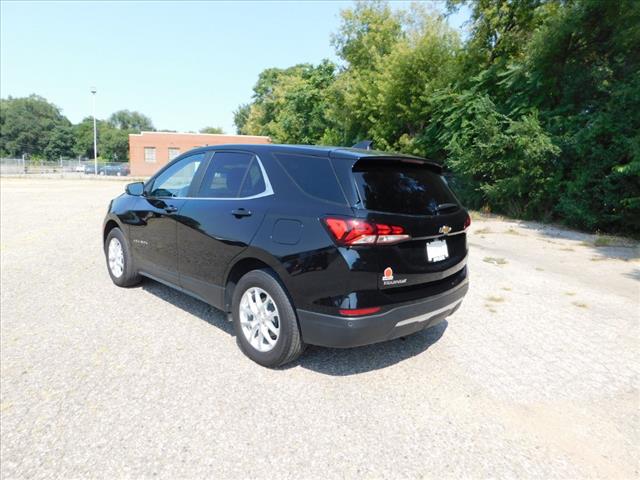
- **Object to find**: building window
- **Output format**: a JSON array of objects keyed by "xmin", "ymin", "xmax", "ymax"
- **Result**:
[
  {"xmin": 144, "ymin": 147, "xmax": 156, "ymax": 163},
  {"xmin": 168, "ymin": 147, "xmax": 180, "ymax": 160}
]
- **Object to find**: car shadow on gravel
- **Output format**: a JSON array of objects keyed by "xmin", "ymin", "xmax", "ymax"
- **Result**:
[
  {"xmin": 142, "ymin": 280, "xmax": 235, "ymax": 336},
  {"xmin": 289, "ymin": 321, "xmax": 448, "ymax": 376},
  {"xmin": 141, "ymin": 279, "xmax": 448, "ymax": 375}
]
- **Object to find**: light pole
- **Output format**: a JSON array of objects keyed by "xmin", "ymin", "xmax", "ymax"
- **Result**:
[{"xmin": 91, "ymin": 87, "xmax": 98, "ymax": 174}]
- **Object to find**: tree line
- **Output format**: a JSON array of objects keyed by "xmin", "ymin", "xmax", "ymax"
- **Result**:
[
  {"xmin": 234, "ymin": 0, "xmax": 639, "ymax": 236},
  {"xmin": 0, "ymin": 95, "xmax": 226, "ymax": 162}
]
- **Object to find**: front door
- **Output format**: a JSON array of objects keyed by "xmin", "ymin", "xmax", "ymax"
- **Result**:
[{"xmin": 129, "ymin": 152, "xmax": 207, "ymax": 284}]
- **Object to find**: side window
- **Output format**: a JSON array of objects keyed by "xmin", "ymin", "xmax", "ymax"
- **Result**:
[
  {"xmin": 239, "ymin": 158, "xmax": 266, "ymax": 197},
  {"xmin": 197, "ymin": 152, "xmax": 265, "ymax": 198},
  {"xmin": 275, "ymin": 153, "xmax": 345, "ymax": 204},
  {"xmin": 148, "ymin": 153, "xmax": 205, "ymax": 198}
]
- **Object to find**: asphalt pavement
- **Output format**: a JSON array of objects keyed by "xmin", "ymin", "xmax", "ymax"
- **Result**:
[{"xmin": 1, "ymin": 178, "xmax": 638, "ymax": 479}]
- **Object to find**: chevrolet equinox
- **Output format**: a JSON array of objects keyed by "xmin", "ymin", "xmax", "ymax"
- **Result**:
[{"xmin": 103, "ymin": 144, "xmax": 470, "ymax": 367}]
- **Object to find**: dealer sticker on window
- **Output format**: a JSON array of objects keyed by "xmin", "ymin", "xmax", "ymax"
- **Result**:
[{"xmin": 426, "ymin": 239, "xmax": 449, "ymax": 262}]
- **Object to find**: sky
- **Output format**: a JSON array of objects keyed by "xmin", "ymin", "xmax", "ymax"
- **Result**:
[{"xmin": 1, "ymin": 1, "xmax": 470, "ymax": 134}]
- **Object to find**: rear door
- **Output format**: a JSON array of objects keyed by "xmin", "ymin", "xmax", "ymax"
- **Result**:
[
  {"xmin": 349, "ymin": 159, "xmax": 469, "ymax": 290},
  {"xmin": 177, "ymin": 151, "xmax": 272, "ymax": 307}
]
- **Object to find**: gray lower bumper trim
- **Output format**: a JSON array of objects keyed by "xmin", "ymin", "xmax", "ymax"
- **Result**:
[{"xmin": 394, "ymin": 299, "xmax": 463, "ymax": 327}]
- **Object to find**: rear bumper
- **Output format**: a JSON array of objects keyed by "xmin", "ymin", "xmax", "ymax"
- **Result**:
[{"xmin": 296, "ymin": 277, "xmax": 468, "ymax": 348}]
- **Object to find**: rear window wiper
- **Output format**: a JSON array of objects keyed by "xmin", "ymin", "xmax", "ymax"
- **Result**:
[{"xmin": 436, "ymin": 203, "xmax": 459, "ymax": 213}]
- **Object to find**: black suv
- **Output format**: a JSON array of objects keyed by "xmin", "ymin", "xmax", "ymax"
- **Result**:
[{"xmin": 103, "ymin": 145, "xmax": 470, "ymax": 367}]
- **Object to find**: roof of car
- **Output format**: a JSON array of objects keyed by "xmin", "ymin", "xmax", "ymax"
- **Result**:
[{"xmin": 198, "ymin": 143, "xmax": 434, "ymax": 163}]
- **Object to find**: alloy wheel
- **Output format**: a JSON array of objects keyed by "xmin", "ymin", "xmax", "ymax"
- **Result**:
[
  {"xmin": 239, "ymin": 287, "xmax": 280, "ymax": 352},
  {"xmin": 108, "ymin": 237, "xmax": 125, "ymax": 278}
]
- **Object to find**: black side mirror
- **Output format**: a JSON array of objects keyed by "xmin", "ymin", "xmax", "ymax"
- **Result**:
[{"xmin": 125, "ymin": 182, "xmax": 144, "ymax": 196}]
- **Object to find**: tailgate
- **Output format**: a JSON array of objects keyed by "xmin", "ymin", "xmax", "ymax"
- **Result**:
[{"xmin": 344, "ymin": 157, "xmax": 469, "ymax": 290}]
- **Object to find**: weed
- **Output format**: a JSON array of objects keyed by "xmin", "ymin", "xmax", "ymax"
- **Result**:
[
  {"xmin": 486, "ymin": 295, "xmax": 504, "ymax": 303},
  {"xmin": 483, "ymin": 256, "xmax": 508, "ymax": 266}
]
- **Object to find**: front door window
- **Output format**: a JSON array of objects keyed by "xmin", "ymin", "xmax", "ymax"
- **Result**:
[{"xmin": 148, "ymin": 153, "xmax": 205, "ymax": 198}]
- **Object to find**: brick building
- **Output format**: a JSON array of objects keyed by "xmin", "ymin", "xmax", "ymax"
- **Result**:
[{"xmin": 128, "ymin": 131, "xmax": 271, "ymax": 176}]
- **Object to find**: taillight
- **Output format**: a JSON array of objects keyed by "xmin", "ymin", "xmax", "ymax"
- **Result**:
[
  {"xmin": 322, "ymin": 217, "xmax": 410, "ymax": 246},
  {"xmin": 464, "ymin": 213, "xmax": 471, "ymax": 230}
]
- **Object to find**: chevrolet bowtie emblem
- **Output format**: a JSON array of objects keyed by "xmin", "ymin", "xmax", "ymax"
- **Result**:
[{"xmin": 439, "ymin": 225, "xmax": 452, "ymax": 234}]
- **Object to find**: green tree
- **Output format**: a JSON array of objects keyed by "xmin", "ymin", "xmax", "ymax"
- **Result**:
[
  {"xmin": 108, "ymin": 110, "xmax": 154, "ymax": 131},
  {"xmin": 0, "ymin": 95, "xmax": 71, "ymax": 157},
  {"xmin": 43, "ymin": 125, "xmax": 75, "ymax": 160},
  {"xmin": 233, "ymin": 104, "xmax": 251, "ymax": 134},
  {"xmin": 238, "ymin": 61, "xmax": 336, "ymax": 144},
  {"xmin": 199, "ymin": 126, "xmax": 225, "ymax": 134},
  {"xmin": 100, "ymin": 127, "xmax": 130, "ymax": 162}
]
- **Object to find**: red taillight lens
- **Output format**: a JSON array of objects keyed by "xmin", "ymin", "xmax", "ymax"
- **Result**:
[
  {"xmin": 322, "ymin": 217, "xmax": 409, "ymax": 246},
  {"xmin": 464, "ymin": 213, "xmax": 471, "ymax": 229},
  {"xmin": 339, "ymin": 307, "xmax": 381, "ymax": 316}
]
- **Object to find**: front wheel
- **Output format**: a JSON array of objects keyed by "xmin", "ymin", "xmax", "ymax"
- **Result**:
[
  {"xmin": 104, "ymin": 227, "xmax": 141, "ymax": 287},
  {"xmin": 232, "ymin": 269, "xmax": 305, "ymax": 368}
]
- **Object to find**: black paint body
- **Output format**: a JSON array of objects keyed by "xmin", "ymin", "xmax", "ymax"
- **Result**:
[{"xmin": 104, "ymin": 144, "xmax": 469, "ymax": 348}]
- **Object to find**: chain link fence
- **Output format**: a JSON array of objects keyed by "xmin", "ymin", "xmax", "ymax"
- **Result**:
[{"xmin": 1, "ymin": 158, "xmax": 131, "ymax": 177}]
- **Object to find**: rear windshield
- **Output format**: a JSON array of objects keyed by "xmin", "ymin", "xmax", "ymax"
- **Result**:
[{"xmin": 352, "ymin": 161, "xmax": 458, "ymax": 215}]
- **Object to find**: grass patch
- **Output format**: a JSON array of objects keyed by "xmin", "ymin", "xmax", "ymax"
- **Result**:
[
  {"xmin": 483, "ymin": 256, "xmax": 508, "ymax": 266},
  {"xmin": 504, "ymin": 227, "xmax": 523, "ymax": 236},
  {"xmin": 564, "ymin": 291, "xmax": 576, "ymax": 296},
  {"xmin": 535, "ymin": 267, "xmax": 544, "ymax": 271},
  {"xmin": 583, "ymin": 234, "xmax": 638, "ymax": 248},
  {"xmin": 484, "ymin": 304, "xmax": 497, "ymax": 313},
  {"xmin": 486, "ymin": 295, "xmax": 505, "ymax": 303},
  {"xmin": 559, "ymin": 247, "xmax": 575, "ymax": 252},
  {"xmin": 594, "ymin": 235, "xmax": 616, "ymax": 247},
  {"xmin": 502, "ymin": 286, "xmax": 512, "ymax": 291},
  {"xmin": 475, "ymin": 226, "xmax": 492, "ymax": 234},
  {"xmin": 572, "ymin": 301, "xmax": 588, "ymax": 309}
]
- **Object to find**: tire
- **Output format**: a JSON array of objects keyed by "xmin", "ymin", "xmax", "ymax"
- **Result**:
[
  {"xmin": 232, "ymin": 269, "xmax": 305, "ymax": 368},
  {"xmin": 104, "ymin": 227, "xmax": 141, "ymax": 287}
]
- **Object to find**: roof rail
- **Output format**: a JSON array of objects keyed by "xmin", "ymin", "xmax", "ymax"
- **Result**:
[{"xmin": 352, "ymin": 140, "xmax": 373, "ymax": 150}]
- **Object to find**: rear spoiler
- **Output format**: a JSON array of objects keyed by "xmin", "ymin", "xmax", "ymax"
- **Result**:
[{"xmin": 350, "ymin": 156, "xmax": 443, "ymax": 175}]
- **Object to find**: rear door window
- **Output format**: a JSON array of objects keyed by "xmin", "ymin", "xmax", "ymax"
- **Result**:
[
  {"xmin": 352, "ymin": 161, "xmax": 458, "ymax": 215},
  {"xmin": 276, "ymin": 153, "xmax": 346, "ymax": 204},
  {"xmin": 197, "ymin": 152, "xmax": 265, "ymax": 198}
]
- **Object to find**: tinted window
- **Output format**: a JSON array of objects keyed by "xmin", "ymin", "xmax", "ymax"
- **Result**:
[
  {"xmin": 239, "ymin": 158, "xmax": 266, "ymax": 197},
  {"xmin": 149, "ymin": 153, "xmax": 205, "ymax": 197},
  {"xmin": 198, "ymin": 152, "xmax": 258, "ymax": 198},
  {"xmin": 352, "ymin": 161, "xmax": 458, "ymax": 215},
  {"xmin": 276, "ymin": 153, "xmax": 345, "ymax": 204}
]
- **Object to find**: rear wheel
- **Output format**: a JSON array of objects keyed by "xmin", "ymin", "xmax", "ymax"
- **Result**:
[
  {"xmin": 104, "ymin": 227, "xmax": 141, "ymax": 287},
  {"xmin": 232, "ymin": 269, "xmax": 305, "ymax": 368}
]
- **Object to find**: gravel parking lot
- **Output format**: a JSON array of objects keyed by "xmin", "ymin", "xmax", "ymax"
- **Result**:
[{"xmin": 1, "ymin": 177, "xmax": 638, "ymax": 479}]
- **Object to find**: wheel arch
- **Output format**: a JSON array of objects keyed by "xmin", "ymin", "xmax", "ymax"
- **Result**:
[
  {"xmin": 223, "ymin": 252, "xmax": 291, "ymax": 313},
  {"xmin": 103, "ymin": 218, "xmax": 121, "ymax": 244}
]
